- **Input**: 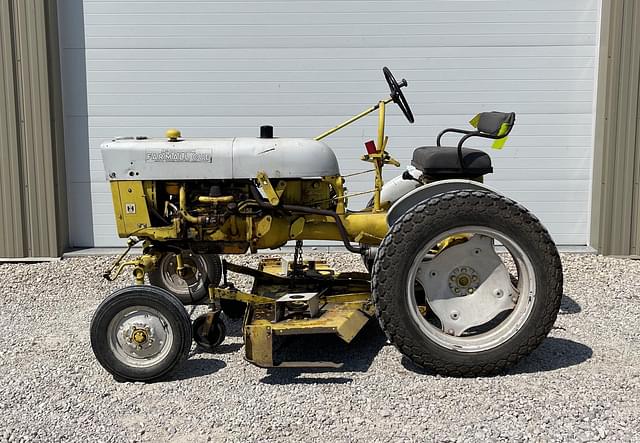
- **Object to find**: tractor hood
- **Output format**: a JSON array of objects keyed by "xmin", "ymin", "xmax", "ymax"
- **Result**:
[{"xmin": 101, "ymin": 136, "xmax": 340, "ymax": 180}]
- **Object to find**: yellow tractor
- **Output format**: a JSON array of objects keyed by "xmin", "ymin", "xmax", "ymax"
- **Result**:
[{"xmin": 90, "ymin": 67, "xmax": 563, "ymax": 382}]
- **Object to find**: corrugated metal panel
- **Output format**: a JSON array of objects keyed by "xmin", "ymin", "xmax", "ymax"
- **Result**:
[
  {"xmin": 13, "ymin": 0, "xmax": 59, "ymax": 256},
  {"xmin": 0, "ymin": 0, "xmax": 26, "ymax": 257},
  {"xmin": 591, "ymin": 0, "xmax": 640, "ymax": 255},
  {"xmin": 0, "ymin": 0, "xmax": 66, "ymax": 258},
  {"xmin": 64, "ymin": 0, "xmax": 600, "ymax": 246},
  {"xmin": 45, "ymin": 0, "xmax": 69, "ymax": 255}
]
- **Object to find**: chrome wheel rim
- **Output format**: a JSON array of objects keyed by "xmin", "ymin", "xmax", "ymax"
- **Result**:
[
  {"xmin": 158, "ymin": 252, "xmax": 205, "ymax": 295},
  {"xmin": 107, "ymin": 306, "xmax": 174, "ymax": 368},
  {"xmin": 406, "ymin": 226, "xmax": 536, "ymax": 352}
]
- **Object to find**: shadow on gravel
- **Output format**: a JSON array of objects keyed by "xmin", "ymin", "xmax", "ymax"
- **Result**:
[
  {"xmin": 399, "ymin": 337, "xmax": 592, "ymax": 376},
  {"xmin": 508, "ymin": 337, "xmax": 592, "ymax": 374},
  {"xmin": 559, "ymin": 294, "xmax": 581, "ymax": 315},
  {"xmin": 167, "ymin": 358, "xmax": 227, "ymax": 381},
  {"xmin": 190, "ymin": 342, "xmax": 244, "ymax": 356},
  {"xmin": 259, "ymin": 322, "xmax": 388, "ymax": 385}
]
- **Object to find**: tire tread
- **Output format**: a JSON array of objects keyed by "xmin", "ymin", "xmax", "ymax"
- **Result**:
[{"xmin": 372, "ymin": 190, "xmax": 563, "ymax": 376}]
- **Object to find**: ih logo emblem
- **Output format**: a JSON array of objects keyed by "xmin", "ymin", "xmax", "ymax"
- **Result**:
[{"xmin": 125, "ymin": 203, "xmax": 136, "ymax": 214}]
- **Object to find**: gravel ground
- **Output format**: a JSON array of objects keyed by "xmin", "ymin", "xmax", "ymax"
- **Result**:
[{"xmin": 0, "ymin": 252, "xmax": 639, "ymax": 442}]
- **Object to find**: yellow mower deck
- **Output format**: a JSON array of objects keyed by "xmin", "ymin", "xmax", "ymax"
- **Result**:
[{"xmin": 210, "ymin": 257, "xmax": 374, "ymax": 368}]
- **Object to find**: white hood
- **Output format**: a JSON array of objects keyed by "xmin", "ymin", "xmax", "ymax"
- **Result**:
[{"xmin": 101, "ymin": 137, "xmax": 340, "ymax": 181}]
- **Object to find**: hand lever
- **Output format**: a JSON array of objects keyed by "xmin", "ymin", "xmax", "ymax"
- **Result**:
[{"xmin": 398, "ymin": 78, "xmax": 408, "ymax": 88}]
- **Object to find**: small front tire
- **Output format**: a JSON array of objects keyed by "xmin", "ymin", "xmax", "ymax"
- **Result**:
[{"xmin": 90, "ymin": 285, "xmax": 192, "ymax": 382}]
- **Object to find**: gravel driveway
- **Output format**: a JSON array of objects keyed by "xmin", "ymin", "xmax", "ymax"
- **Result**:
[{"xmin": 0, "ymin": 253, "xmax": 638, "ymax": 442}]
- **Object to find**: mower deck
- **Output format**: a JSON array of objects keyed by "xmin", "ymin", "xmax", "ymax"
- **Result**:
[{"xmin": 211, "ymin": 257, "xmax": 374, "ymax": 367}]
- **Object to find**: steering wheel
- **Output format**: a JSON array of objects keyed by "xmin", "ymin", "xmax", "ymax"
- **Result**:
[{"xmin": 383, "ymin": 67, "xmax": 414, "ymax": 123}]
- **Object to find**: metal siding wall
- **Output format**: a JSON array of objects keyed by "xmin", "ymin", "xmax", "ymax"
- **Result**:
[
  {"xmin": 591, "ymin": 0, "xmax": 640, "ymax": 255},
  {"xmin": 45, "ymin": 0, "xmax": 69, "ymax": 255},
  {"xmin": 0, "ymin": 0, "xmax": 66, "ymax": 258},
  {"xmin": 0, "ymin": 0, "xmax": 25, "ymax": 257},
  {"xmin": 67, "ymin": 0, "xmax": 599, "ymax": 246}
]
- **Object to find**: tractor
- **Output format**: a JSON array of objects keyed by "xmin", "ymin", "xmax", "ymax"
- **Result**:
[{"xmin": 90, "ymin": 67, "xmax": 563, "ymax": 382}]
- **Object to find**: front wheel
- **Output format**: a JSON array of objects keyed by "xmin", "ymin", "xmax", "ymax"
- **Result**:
[
  {"xmin": 90, "ymin": 286, "xmax": 192, "ymax": 382},
  {"xmin": 372, "ymin": 190, "xmax": 562, "ymax": 376}
]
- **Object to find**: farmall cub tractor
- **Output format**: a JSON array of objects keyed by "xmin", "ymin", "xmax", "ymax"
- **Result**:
[{"xmin": 91, "ymin": 68, "xmax": 563, "ymax": 382}]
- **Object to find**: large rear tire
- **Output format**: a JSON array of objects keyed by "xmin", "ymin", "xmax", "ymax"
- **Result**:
[
  {"xmin": 90, "ymin": 286, "xmax": 192, "ymax": 382},
  {"xmin": 372, "ymin": 190, "xmax": 562, "ymax": 376}
]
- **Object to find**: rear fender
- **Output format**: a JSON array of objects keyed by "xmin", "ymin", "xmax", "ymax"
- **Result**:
[{"xmin": 386, "ymin": 179, "xmax": 501, "ymax": 227}]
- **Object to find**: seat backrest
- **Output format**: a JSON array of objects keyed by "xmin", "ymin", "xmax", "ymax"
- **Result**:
[{"xmin": 473, "ymin": 112, "xmax": 516, "ymax": 137}]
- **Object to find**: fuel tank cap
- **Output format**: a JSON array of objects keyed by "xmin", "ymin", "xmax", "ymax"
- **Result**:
[{"xmin": 165, "ymin": 128, "xmax": 181, "ymax": 141}]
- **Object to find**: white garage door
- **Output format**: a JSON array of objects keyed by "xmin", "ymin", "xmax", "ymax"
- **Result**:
[{"xmin": 59, "ymin": 0, "xmax": 600, "ymax": 247}]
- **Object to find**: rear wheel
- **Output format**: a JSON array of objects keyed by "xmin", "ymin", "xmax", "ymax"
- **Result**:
[
  {"xmin": 90, "ymin": 286, "xmax": 192, "ymax": 382},
  {"xmin": 372, "ymin": 190, "xmax": 562, "ymax": 376},
  {"xmin": 148, "ymin": 251, "xmax": 222, "ymax": 304}
]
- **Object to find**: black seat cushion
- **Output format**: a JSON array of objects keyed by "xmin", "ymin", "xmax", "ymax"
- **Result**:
[{"xmin": 412, "ymin": 146, "xmax": 493, "ymax": 177}]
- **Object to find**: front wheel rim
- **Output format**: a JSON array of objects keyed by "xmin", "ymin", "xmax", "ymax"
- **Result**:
[
  {"xmin": 107, "ymin": 305, "xmax": 175, "ymax": 368},
  {"xmin": 406, "ymin": 226, "xmax": 536, "ymax": 353}
]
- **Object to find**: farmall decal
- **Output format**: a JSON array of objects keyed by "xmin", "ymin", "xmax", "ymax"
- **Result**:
[{"xmin": 145, "ymin": 149, "xmax": 212, "ymax": 163}]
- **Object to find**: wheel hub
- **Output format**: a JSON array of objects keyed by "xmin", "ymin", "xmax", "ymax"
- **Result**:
[
  {"xmin": 128, "ymin": 325, "xmax": 151, "ymax": 345},
  {"xmin": 417, "ymin": 234, "xmax": 518, "ymax": 337},
  {"xmin": 448, "ymin": 266, "xmax": 479, "ymax": 296},
  {"xmin": 132, "ymin": 329, "xmax": 147, "ymax": 344},
  {"xmin": 110, "ymin": 308, "xmax": 172, "ymax": 366}
]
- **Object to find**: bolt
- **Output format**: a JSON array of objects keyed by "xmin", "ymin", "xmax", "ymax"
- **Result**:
[
  {"xmin": 511, "ymin": 295, "xmax": 518, "ymax": 302},
  {"xmin": 468, "ymin": 288, "xmax": 474, "ymax": 294},
  {"xmin": 454, "ymin": 288, "xmax": 460, "ymax": 293},
  {"xmin": 447, "ymin": 329, "xmax": 455, "ymax": 335}
]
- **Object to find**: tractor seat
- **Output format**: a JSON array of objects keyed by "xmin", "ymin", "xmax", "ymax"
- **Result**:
[{"xmin": 411, "ymin": 146, "xmax": 493, "ymax": 178}]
